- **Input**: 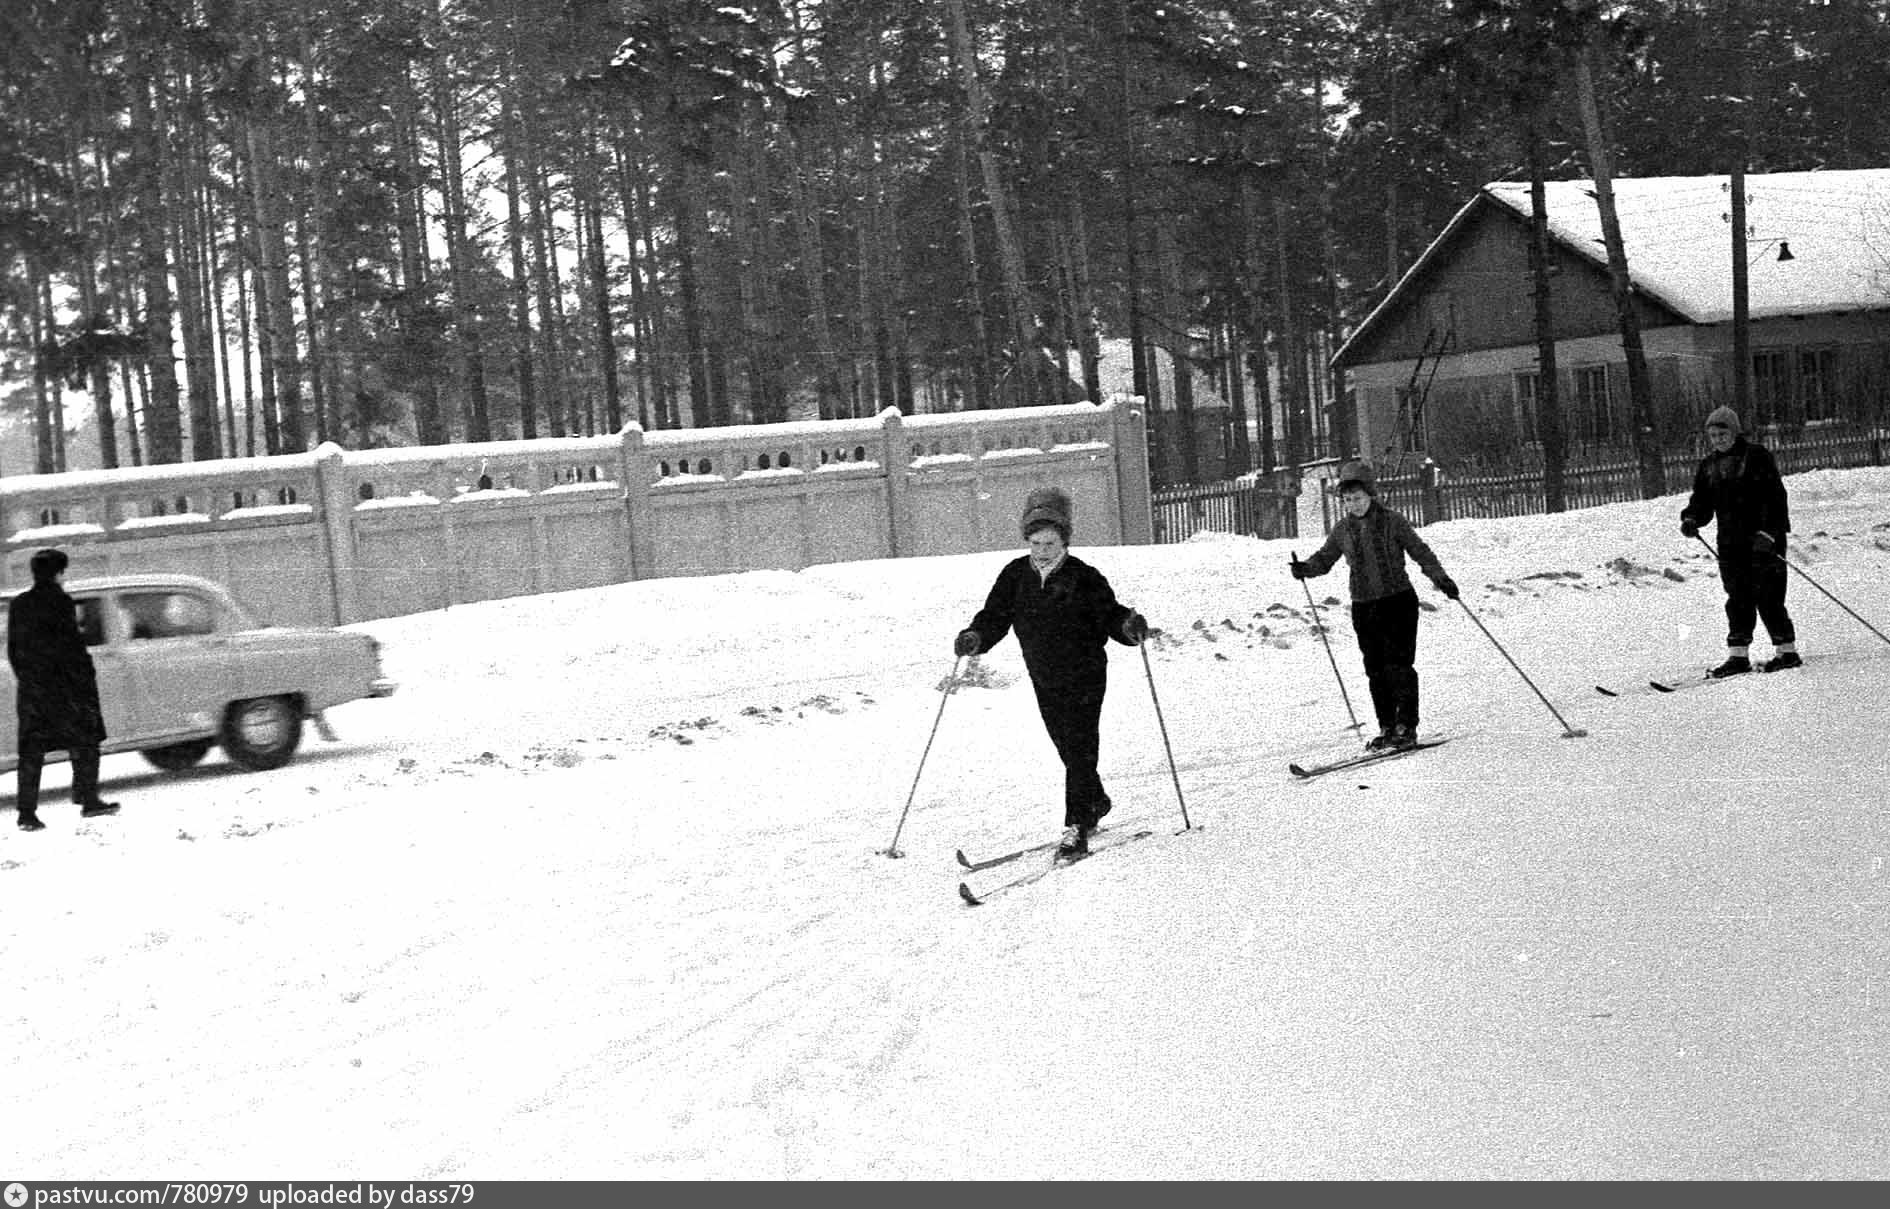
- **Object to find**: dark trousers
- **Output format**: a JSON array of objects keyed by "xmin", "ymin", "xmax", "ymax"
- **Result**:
[
  {"xmin": 1352, "ymin": 589, "xmax": 1421, "ymax": 732},
  {"xmin": 1720, "ymin": 544, "xmax": 1795, "ymax": 648},
  {"xmin": 15, "ymin": 743, "xmax": 101, "ymax": 816},
  {"xmin": 1031, "ymin": 680, "xmax": 1110, "ymax": 828}
]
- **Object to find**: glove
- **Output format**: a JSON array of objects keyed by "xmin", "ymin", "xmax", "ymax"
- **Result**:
[
  {"xmin": 1680, "ymin": 517, "xmax": 1699, "ymax": 538},
  {"xmin": 1121, "ymin": 612, "xmax": 1149, "ymax": 644},
  {"xmin": 1288, "ymin": 558, "xmax": 1309, "ymax": 580},
  {"xmin": 1435, "ymin": 576, "xmax": 1460, "ymax": 601},
  {"xmin": 953, "ymin": 630, "xmax": 981, "ymax": 658},
  {"xmin": 1752, "ymin": 531, "xmax": 1776, "ymax": 555}
]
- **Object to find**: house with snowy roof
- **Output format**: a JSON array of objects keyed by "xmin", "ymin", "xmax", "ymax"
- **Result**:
[{"xmin": 1331, "ymin": 169, "xmax": 1890, "ymax": 472}]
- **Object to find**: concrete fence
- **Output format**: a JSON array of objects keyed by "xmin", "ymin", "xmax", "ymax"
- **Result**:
[{"xmin": 1, "ymin": 400, "xmax": 1153, "ymax": 627}]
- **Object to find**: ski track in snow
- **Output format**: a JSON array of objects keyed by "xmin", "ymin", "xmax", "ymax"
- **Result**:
[{"xmin": 5, "ymin": 468, "xmax": 1890, "ymax": 1177}]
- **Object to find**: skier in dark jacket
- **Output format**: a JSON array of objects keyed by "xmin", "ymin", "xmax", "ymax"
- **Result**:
[
  {"xmin": 1680, "ymin": 405, "xmax": 1798, "ymax": 677},
  {"xmin": 1292, "ymin": 461, "xmax": 1458, "ymax": 751},
  {"xmin": 955, "ymin": 487, "xmax": 1147, "ymax": 858},
  {"xmin": 8, "ymin": 548, "xmax": 120, "ymax": 831}
]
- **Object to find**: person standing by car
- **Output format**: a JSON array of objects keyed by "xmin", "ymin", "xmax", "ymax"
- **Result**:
[
  {"xmin": 1291, "ymin": 460, "xmax": 1459, "ymax": 751},
  {"xmin": 954, "ymin": 488, "xmax": 1148, "ymax": 859},
  {"xmin": 8, "ymin": 548, "xmax": 120, "ymax": 831},
  {"xmin": 1680, "ymin": 406, "xmax": 1799, "ymax": 677}
]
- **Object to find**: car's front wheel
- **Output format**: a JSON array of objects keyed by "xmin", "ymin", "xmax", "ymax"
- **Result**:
[
  {"xmin": 222, "ymin": 696, "xmax": 303, "ymax": 771},
  {"xmin": 143, "ymin": 739, "xmax": 214, "ymax": 771}
]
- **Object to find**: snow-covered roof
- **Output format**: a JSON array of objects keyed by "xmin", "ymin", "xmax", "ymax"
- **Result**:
[{"xmin": 1336, "ymin": 168, "xmax": 1890, "ymax": 366}]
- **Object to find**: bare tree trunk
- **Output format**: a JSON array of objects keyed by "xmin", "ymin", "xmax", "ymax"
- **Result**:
[
  {"xmin": 430, "ymin": 1, "xmax": 491, "ymax": 443},
  {"xmin": 947, "ymin": 124, "xmax": 991, "ymax": 411},
  {"xmin": 231, "ymin": 170, "xmax": 258, "ymax": 457},
  {"xmin": 628, "ymin": 146, "xmax": 677, "ymax": 427},
  {"xmin": 1573, "ymin": 39, "xmax": 1662, "ymax": 498},
  {"xmin": 945, "ymin": 0, "xmax": 1039, "ymax": 407},
  {"xmin": 1156, "ymin": 221, "xmax": 1200, "ymax": 482},
  {"xmin": 298, "ymin": 18, "xmax": 332, "ymax": 448},
  {"xmin": 169, "ymin": 111, "xmax": 220, "ymax": 460},
  {"xmin": 392, "ymin": 67, "xmax": 442, "ymax": 445},
  {"xmin": 524, "ymin": 132, "xmax": 568, "ymax": 436},
  {"xmin": 130, "ymin": 73, "xmax": 184, "ymax": 464},
  {"xmin": 502, "ymin": 100, "xmax": 539, "ymax": 439},
  {"xmin": 64, "ymin": 132, "xmax": 120, "ymax": 469},
  {"xmin": 669, "ymin": 152, "xmax": 717, "ymax": 426},
  {"xmin": 1525, "ymin": 118, "xmax": 1567, "ymax": 511},
  {"xmin": 19, "ymin": 254, "xmax": 57, "ymax": 472},
  {"xmin": 244, "ymin": 114, "xmax": 305, "ymax": 452},
  {"xmin": 578, "ymin": 123, "xmax": 622, "ymax": 432},
  {"xmin": 1273, "ymin": 194, "xmax": 1304, "ymax": 470}
]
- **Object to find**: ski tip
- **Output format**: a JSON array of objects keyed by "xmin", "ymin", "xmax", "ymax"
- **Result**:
[
  {"xmin": 1594, "ymin": 685, "xmax": 1618, "ymax": 697},
  {"xmin": 957, "ymin": 882, "xmax": 983, "ymax": 906},
  {"xmin": 1288, "ymin": 764, "xmax": 1314, "ymax": 778},
  {"xmin": 954, "ymin": 849, "xmax": 973, "ymax": 869},
  {"xmin": 1649, "ymin": 680, "xmax": 1676, "ymax": 692}
]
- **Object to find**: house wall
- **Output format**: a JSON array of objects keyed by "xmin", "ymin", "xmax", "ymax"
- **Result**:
[
  {"xmin": 0, "ymin": 402, "xmax": 1155, "ymax": 627},
  {"xmin": 1350, "ymin": 200, "xmax": 1678, "ymax": 368},
  {"xmin": 1351, "ymin": 312, "xmax": 1890, "ymax": 467}
]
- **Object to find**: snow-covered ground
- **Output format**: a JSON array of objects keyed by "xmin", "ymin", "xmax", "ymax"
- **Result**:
[{"xmin": 6, "ymin": 468, "xmax": 1890, "ymax": 1179}]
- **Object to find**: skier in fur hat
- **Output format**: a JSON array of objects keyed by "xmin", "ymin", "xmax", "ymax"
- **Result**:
[
  {"xmin": 1291, "ymin": 460, "xmax": 1458, "ymax": 751},
  {"xmin": 1680, "ymin": 406, "xmax": 1799, "ymax": 676},
  {"xmin": 955, "ymin": 487, "xmax": 1148, "ymax": 858}
]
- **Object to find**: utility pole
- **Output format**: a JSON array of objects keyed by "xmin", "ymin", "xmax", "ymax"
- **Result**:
[
  {"xmin": 1729, "ymin": 0, "xmax": 1752, "ymax": 419},
  {"xmin": 1731, "ymin": 163, "xmax": 1749, "ymax": 417}
]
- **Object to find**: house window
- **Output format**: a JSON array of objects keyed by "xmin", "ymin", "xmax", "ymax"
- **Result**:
[
  {"xmin": 1574, "ymin": 365, "xmax": 1614, "ymax": 445},
  {"xmin": 1396, "ymin": 385, "xmax": 1429, "ymax": 453},
  {"xmin": 1512, "ymin": 372, "xmax": 1541, "ymax": 445},
  {"xmin": 1799, "ymin": 348, "xmax": 1836, "ymax": 423},
  {"xmin": 1751, "ymin": 350, "xmax": 1790, "ymax": 428}
]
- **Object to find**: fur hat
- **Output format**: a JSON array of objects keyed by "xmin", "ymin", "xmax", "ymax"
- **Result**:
[
  {"xmin": 1019, "ymin": 486, "xmax": 1073, "ymax": 541},
  {"xmin": 1335, "ymin": 459, "xmax": 1378, "ymax": 497},
  {"xmin": 28, "ymin": 548, "xmax": 68, "ymax": 582},
  {"xmin": 1706, "ymin": 405, "xmax": 1742, "ymax": 433}
]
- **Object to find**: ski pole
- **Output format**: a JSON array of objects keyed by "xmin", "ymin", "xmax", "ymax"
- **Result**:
[
  {"xmin": 1452, "ymin": 597, "xmax": 1588, "ymax": 739},
  {"xmin": 1139, "ymin": 639, "xmax": 1193, "ymax": 832},
  {"xmin": 1693, "ymin": 532, "xmax": 1890, "ymax": 649},
  {"xmin": 882, "ymin": 655, "xmax": 963, "ymax": 859},
  {"xmin": 1292, "ymin": 551, "xmax": 1364, "ymax": 731}
]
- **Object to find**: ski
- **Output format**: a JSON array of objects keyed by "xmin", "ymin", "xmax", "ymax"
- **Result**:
[
  {"xmin": 958, "ymin": 829, "xmax": 1156, "ymax": 906},
  {"xmin": 1288, "ymin": 738, "xmax": 1449, "ymax": 780},
  {"xmin": 957, "ymin": 830, "xmax": 1092, "ymax": 872},
  {"xmin": 957, "ymin": 818, "xmax": 1151, "ymax": 871}
]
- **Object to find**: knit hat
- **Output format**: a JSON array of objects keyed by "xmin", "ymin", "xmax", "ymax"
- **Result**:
[
  {"xmin": 1019, "ymin": 486, "xmax": 1073, "ymax": 541},
  {"xmin": 1335, "ymin": 459, "xmax": 1377, "ymax": 497},
  {"xmin": 1706, "ymin": 405, "xmax": 1741, "ymax": 433}
]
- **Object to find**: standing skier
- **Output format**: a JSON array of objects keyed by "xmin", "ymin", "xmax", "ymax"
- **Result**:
[
  {"xmin": 1291, "ymin": 460, "xmax": 1459, "ymax": 751},
  {"xmin": 1680, "ymin": 405, "xmax": 1799, "ymax": 677},
  {"xmin": 955, "ymin": 487, "xmax": 1147, "ymax": 858}
]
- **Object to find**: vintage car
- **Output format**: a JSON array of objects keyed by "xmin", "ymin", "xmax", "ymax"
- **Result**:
[{"xmin": 2, "ymin": 572, "xmax": 395, "ymax": 775}]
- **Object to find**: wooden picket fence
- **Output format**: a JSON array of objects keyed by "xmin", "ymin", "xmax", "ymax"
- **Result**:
[{"xmin": 1151, "ymin": 471, "xmax": 1300, "ymax": 543}]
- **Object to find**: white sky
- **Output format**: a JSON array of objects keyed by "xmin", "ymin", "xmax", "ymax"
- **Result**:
[{"xmin": 6, "ymin": 466, "xmax": 1890, "ymax": 1178}]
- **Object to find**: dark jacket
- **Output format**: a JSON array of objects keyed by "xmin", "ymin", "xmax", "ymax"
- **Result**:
[
  {"xmin": 1681, "ymin": 437, "xmax": 1791, "ymax": 549},
  {"xmin": 966, "ymin": 553, "xmax": 1134, "ymax": 696},
  {"xmin": 7, "ymin": 579, "xmax": 107, "ymax": 750},
  {"xmin": 1299, "ymin": 500, "xmax": 1449, "ymax": 603}
]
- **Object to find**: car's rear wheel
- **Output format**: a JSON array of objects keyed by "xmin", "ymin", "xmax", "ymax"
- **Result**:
[
  {"xmin": 142, "ymin": 739, "xmax": 214, "ymax": 771},
  {"xmin": 222, "ymin": 696, "xmax": 303, "ymax": 771}
]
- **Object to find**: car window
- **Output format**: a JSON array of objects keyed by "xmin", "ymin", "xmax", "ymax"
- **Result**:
[
  {"xmin": 120, "ymin": 591, "xmax": 216, "ymax": 640},
  {"xmin": 74, "ymin": 598, "xmax": 107, "ymax": 647}
]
